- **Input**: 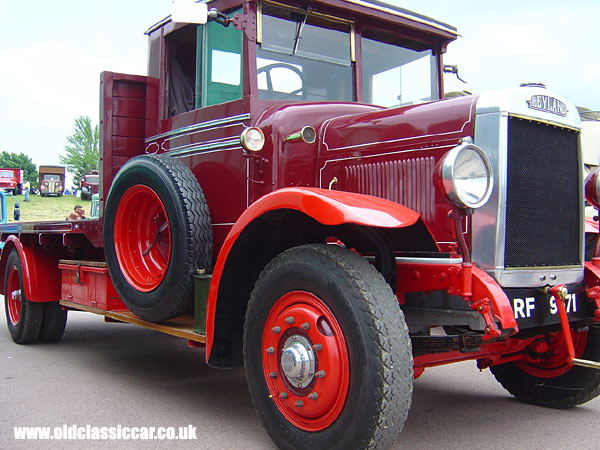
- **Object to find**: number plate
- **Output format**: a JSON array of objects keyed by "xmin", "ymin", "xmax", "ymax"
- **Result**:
[{"xmin": 504, "ymin": 284, "xmax": 593, "ymax": 329}]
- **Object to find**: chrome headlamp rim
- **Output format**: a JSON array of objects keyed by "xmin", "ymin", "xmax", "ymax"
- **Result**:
[
  {"xmin": 240, "ymin": 127, "xmax": 265, "ymax": 152},
  {"xmin": 435, "ymin": 142, "xmax": 494, "ymax": 210}
]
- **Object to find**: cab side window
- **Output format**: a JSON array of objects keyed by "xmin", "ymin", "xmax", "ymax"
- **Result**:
[
  {"xmin": 200, "ymin": 18, "xmax": 243, "ymax": 107},
  {"xmin": 165, "ymin": 11, "xmax": 242, "ymax": 118},
  {"xmin": 166, "ymin": 26, "xmax": 198, "ymax": 117}
]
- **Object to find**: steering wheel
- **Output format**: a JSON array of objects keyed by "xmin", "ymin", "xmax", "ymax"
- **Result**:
[{"xmin": 257, "ymin": 63, "xmax": 307, "ymax": 100}]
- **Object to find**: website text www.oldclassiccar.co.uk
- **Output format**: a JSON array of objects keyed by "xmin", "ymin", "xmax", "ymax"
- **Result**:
[{"xmin": 13, "ymin": 424, "xmax": 197, "ymax": 441}]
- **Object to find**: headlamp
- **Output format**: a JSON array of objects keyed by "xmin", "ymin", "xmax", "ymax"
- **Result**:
[
  {"xmin": 434, "ymin": 141, "xmax": 493, "ymax": 210},
  {"xmin": 240, "ymin": 127, "xmax": 265, "ymax": 152}
]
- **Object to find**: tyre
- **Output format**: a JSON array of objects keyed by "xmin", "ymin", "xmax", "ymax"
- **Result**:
[
  {"xmin": 4, "ymin": 249, "xmax": 43, "ymax": 344},
  {"xmin": 490, "ymin": 327, "xmax": 600, "ymax": 408},
  {"xmin": 38, "ymin": 302, "xmax": 68, "ymax": 343},
  {"xmin": 244, "ymin": 244, "xmax": 413, "ymax": 450},
  {"xmin": 104, "ymin": 154, "xmax": 212, "ymax": 322}
]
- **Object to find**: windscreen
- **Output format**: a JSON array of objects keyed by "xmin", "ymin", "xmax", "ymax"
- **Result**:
[
  {"xmin": 362, "ymin": 34, "xmax": 438, "ymax": 107},
  {"xmin": 258, "ymin": 3, "xmax": 353, "ymax": 102}
]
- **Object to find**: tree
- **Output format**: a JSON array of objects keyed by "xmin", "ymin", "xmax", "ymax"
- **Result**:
[
  {"xmin": 59, "ymin": 116, "xmax": 99, "ymax": 182},
  {"xmin": 0, "ymin": 151, "xmax": 38, "ymax": 185}
]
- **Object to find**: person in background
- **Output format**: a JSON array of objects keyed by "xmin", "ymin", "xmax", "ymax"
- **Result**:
[
  {"xmin": 23, "ymin": 181, "xmax": 30, "ymax": 202},
  {"xmin": 67, "ymin": 205, "xmax": 86, "ymax": 221}
]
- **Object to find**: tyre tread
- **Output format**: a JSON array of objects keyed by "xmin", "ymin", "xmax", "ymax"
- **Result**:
[{"xmin": 38, "ymin": 302, "xmax": 68, "ymax": 343}]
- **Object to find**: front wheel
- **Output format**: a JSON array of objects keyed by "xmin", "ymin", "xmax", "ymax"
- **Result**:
[
  {"xmin": 244, "ymin": 244, "xmax": 413, "ymax": 450},
  {"xmin": 491, "ymin": 327, "xmax": 600, "ymax": 408}
]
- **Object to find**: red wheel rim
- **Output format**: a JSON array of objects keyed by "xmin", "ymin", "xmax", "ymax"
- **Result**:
[
  {"xmin": 6, "ymin": 265, "xmax": 21, "ymax": 326},
  {"xmin": 517, "ymin": 330, "xmax": 587, "ymax": 378},
  {"xmin": 262, "ymin": 291, "xmax": 349, "ymax": 431},
  {"xmin": 113, "ymin": 185, "xmax": 171, "ymax": 292}
]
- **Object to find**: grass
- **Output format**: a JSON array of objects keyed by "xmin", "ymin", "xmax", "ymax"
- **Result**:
[{"xmin": 3, "ymin": 193, "xmax": 92, "ymax": 223}]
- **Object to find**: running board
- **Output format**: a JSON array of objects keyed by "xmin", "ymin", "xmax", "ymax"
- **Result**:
[{"xmin": 60, "ymin": 300, "xmax": 206, "ymax": 344}]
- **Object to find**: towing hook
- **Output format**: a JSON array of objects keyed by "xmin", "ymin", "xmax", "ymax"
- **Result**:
[
  {"xmin": 548, "ymin": 284, "xmax": 600, "ymax": 370},
  {"xmin": 543, "ymin": 284, "xmax": 568, "ymax": 300}
]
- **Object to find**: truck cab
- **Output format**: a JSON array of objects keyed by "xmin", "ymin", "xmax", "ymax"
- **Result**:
[{"xmin": 102, "ymin": 0, "xmax": 458, "ymax": 251}]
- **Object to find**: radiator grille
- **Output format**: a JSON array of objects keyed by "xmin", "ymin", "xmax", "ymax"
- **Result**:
[
  {"xmin": 344, "ymin": 157, "xmax": 435, "ymax": 221},
  {"xmin": 504, "ymin": 117, "xmax": 580, "ymax": 268}
]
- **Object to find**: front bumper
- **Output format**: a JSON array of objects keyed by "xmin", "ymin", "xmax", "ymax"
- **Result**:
[{"xmin": 397, "ymin": 259, "xmax": 600, "ymax": 337}]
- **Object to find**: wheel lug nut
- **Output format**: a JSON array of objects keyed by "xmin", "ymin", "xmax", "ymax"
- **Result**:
[
  {"xmin": 295, "ymin": 400, "xmax": 304, "ymax": 408},
  {"xmin": 266, "ymin": 347, "xmax": 275, "ymax": 354},
  {"xmin": 272, "ymin": 326, "xmax": 281, "ymax": 333},
  {"xmin": 308, "ymin": 392, "xmax": 318, "ymax": 400},
  {"xmin": 280, "ymin": 392, "xmax": 288, "ymax": 399},
  {"xmin": 301, "ymin": 322, "xmax": 310, "ymax": 330},
  {"xmin": 312, "ymin": 343, "xmax": 322, "ymax": 351},
  {"xmin": 316, "ymin": 370, "xmax": 326, "ymax": 378},
  {"xmin": 269, "ymin": 371, "xmax": 278, "ymax": 379},
  {"xmin": 285, "ymin": 316, "xmax": 294, "ymax": 324}
]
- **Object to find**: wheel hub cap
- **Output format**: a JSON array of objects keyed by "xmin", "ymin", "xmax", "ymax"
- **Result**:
[
  {"xmin": 281, "ymin": 335, "xmax": 315, "ymax": 388},
  {"xmin": 262, "ymin": 291, "xmax": 349, "ymax": 431}
]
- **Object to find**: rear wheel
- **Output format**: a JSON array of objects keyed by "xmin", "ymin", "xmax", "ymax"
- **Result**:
[
  {"xmin": 244, "ymin": 244, "xmax": 412, "ymax": 450},
  {"xmin": 4, "ymin": 249, "xmax": 43, "ymax": 344},
  {"xmin": 104, "ymin": 154, "xmax": 212, "ymax": 322},
  {"xmin": 491, "ymin": 327, "xmax": 600, "ymax": 408}
]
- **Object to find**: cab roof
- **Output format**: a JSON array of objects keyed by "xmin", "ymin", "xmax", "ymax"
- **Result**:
[{"xmin": 146, "ymin": 0, "xmax": 457, "ymax": 38}]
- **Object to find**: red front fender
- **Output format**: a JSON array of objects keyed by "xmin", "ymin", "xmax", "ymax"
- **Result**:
[{"xmin": 205, "ymin": 187, "xmax": 428, "ymax": 361}]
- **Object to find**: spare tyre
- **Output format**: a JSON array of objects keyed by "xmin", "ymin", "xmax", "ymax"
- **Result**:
[{"xmin": 104, "ymin": 154, "xmax": 212, "ymax": 322}]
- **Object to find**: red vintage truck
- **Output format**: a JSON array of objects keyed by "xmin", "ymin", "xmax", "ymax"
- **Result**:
[
  {"xmin": 1, "ymin": 1, "xmax": 599, "ymax": 448},
  {"xmin": 0, "ymin": 168, "xmax": 24, "ymax": 195}
]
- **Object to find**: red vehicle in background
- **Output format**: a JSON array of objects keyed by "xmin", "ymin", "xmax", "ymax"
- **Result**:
[
  {"xmin": 80, "ymin": 170, "xmax": 99, "ymax": 200},
  {"xmin": 0, "ymin": 1, "xmax": 599, "ymax": 449},
  {"xmin": 0, "ymin": 168, "xmax": 23, "ymax": 195}
]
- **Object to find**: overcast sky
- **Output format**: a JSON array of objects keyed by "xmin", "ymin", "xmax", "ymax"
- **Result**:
[{"xmin": 0, "ymin": 0, "xmax": 598, "ymax": 171}]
